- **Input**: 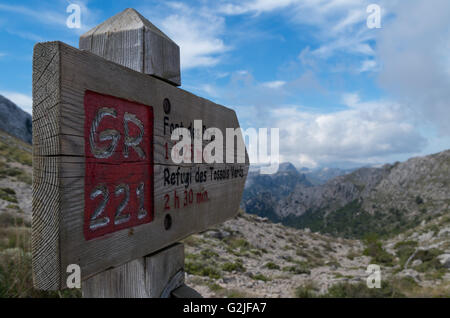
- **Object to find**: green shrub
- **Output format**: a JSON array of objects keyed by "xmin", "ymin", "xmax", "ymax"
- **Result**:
[
  {"xmin": 323, "ymin": 281, "xmax": 405, "ymax": 298},
  {"xmin": 415, "ymin": 196, "xmax": 424, "ymax": 205},
  {"xmin": 0, "ymin": 159, "xmax": 31, "ymax": 185},
  {"xmin": 222, "ymin": 260, "xmax": 246, "ymax": 272},
  {"xmin": 424, "ymin": 268, "xmax": 447, "ymax": 280},
  {"xmin": 264, "ymin": 262, "xmax": 280, "ymax": 270},
  {"xmin": 0, "ymin": 228, "xmax": 31, "ymax": 251},
  {"xmin": 0, "ymin": 141, "xmax": 32, "ymax": 166},
  {"xmin": 394, "ymin": 241, "xmax": 418, "ymax": 267},
  {"xmin": 250, "ymin": 273, "xmax": 270, "ymax": 282},
  {"xmin": 0, "ymin": 213, "xmax": 29, "ymax": 228},
  {"xmin": 185, "ymin": 260, "xmax": 221, "ymax": 279},
  {"xmin": 250, "ymin": 249, "xmax": 262, "ymax": 256},
  {"xmin": 0, "ymin": 234, "xmax": 79, "ymax": 298},
  {"xmin": 200, "ymin": 249, "xmax": 219, "ymax": 259},
  {"xmin": 295, "ymin": 283, "xmax": 318, "ymax": 298},
  {"xmin": 185, "ymin": 247, "xmax": 223, "ymax": 279},
  {"xmin": 394, "ymin": 276, "xmax": 419, "ymax": 290},
  {"xmin": 363, "ymin": 236, "xmax": 394, "ymax": 266},
  {"xmin": 6, "ymin": 204, "xmax": 22, "ymax": 212},
  {"xmin": 296, "ymin": 249, "xmax": 309, "ymax": 258},
  {"xmin": 182, "ymin": 235, "xmax": 204, "ymax": 247},
  {"xmin": 346, "ymin": 250, "xmax": 359, "ymax": 260},
  {"xmin": 223, "ymin": 290, "xmax": 249, "ymax": 298},
  {"xmin": 282, "ymin": 262, "xmax": 311, "ymax": 275},
  {"xmin": 413, "ymin": 249, "xmax": 444, "ymax": 272},
  {"xmin": 226, "ymin": 237, "xmax": 251, "ymax": 250},
  {"xmin": 207, "ymin": 283, "xmax": 224, "ymax": 292},
  {"xmin": 414, "ymin": 249, "xmax": 443, "ymax": 263},
  {"xmin": 0, "ymin": 188, "xmax": 18, "ymax": 203},
  {"xmin": 16, "ymin": 174, "xmax": 32, "ymax": 185}
]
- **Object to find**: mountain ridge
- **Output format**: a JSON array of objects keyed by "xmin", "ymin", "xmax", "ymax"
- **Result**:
[
  {"xmin": 0, "ymin": 95, "xmax": 32, "ymax": 144},
  {"xmin": 243, "ymin": 149, "xmax": 450, "ymax": 238}
]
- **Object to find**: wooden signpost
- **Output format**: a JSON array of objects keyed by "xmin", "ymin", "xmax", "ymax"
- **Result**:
[{"xmin": 32, "ymin": 8, "xmax": 249, "ymax": 297}]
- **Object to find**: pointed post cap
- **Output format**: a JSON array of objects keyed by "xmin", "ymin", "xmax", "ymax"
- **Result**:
[{"xmin": 80, "ymin": 8, "xmax": 181, "ymax": 86}]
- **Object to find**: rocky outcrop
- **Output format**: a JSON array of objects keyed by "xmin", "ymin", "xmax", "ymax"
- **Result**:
[
  {"xmin": 277, "ymin": 166, "xmax": 390, "ymax": 218},
  {"xmin": 184, "ymin": 211, "xmax": 450, "ymax": 297},
  {"xmin": 302, "ymin": 167, "xmax": 355, "ymax": 185},
  {"xmin": 0, "ymin": 95, "xmax": 32, "ymax": 144},
  {"xmin": 241, "ymin": 163, "xmax": 312, "ymax": 220},
  {"xmin": 244, "ymin": 150, "xmax": 450, "ymax": 238}
]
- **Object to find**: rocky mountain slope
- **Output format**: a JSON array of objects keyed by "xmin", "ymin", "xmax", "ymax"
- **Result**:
[
  {"xmin": 0, "ymin": 95, "xmax": 32, "ymax": 144},
  {"xmin": 242, "ymin": 163, "xmax": 356, "ymax": 223},
  {"xmin": 301, "ymin": 167, "xmax": 355, "ymax": 185},
  {"xmin": 244, "ymin": 150, "xmax": 450, "ymax": 239},
  {"xmin": 241, "ymin": 163, "xmax": 312, "ymax": 220},
  {"xmin": 184, "ymin": 212, "xmax": 449, "ymax": 297}
]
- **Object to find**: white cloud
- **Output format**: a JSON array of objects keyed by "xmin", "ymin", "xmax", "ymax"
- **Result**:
[
  {"xmin": 332, "ymin": 9, "xmax": 365, "ymax": 34},
  {"xmin": 359, "ymin": 59, "xmax": 377, "ymax": 73},
  {"xmin": 224, "ymin": 73, "xmax": 426, "ymax": 167},
  {"xmin": 236, "ymin": 70, "xmax": 249, "ymax": 76},
  {"xmin": 200, "ymin": 84, "xmax": 219, "ymax": 98},
  {"xmin": 140, "ymin": 0, "xmax": 379, "ymax": 71},
  {"xmin": 217, "ymin": 0, "xmax": 378, "ymax": 67},
  {"xmin": 261, "ymin": 81, "xmax": 286, "ymax": 89},
  {"xmin": 219, "ymin": 0, "xmax": 298, "ymax": 15},
  {"xmin": 298, "ymin": 46, "xmax": 316, "ymax": 68},
  {"xmin": 0, "ymin": 91, "xmax": 32, "ymax": 114},
  {"xmin": 0, "ymin": 3, "xmax": 66, "ymax": 26},
  {"xmin": 6, "ymin": 29, "xmax": 44, "ymax": 42},
  {"xmin": 341, "ymin": 93, "xmax": 360, "ymax": 107},
  {"xmin": 376, "ymin": 0, "xmax": 450, "ymax": 135},
  {"xmin": 271, "ymin": 95, "xmax": 426, "ymax": 167},
  {"xmin": 290, "ymin": 1, "xmax": 378, "ymax": 63},
  {"xmin": 0, "ymin": 2, "xmax": 97, "ymax": 35},
  {"xmin": 157, "ymin": 3, "xmax": 230, "ymax": 70},
  {"xmin": 216, "ymin": 72, "xmax": 230, "ymax": 79},
  {"xmin": 307, "ymin": 28, "xmax": 375, "ymax": 60}
]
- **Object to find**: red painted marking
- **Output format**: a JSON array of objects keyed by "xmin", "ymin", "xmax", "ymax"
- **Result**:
[{"xmin": 84, "ymin": 90, "xmax": 154, "ymax": 240}]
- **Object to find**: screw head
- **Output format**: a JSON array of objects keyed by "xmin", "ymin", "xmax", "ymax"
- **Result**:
[
  {"xmin": 163, "ymin": 98, "xmax": 171, "ymax": 114},
  {"xmin": 164, "ymin": 214, "xmax": 172, "ymax": 230}
]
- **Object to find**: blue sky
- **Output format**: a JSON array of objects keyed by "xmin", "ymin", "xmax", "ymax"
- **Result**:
[{"xmin": 1, "ymin": 0, "xmax": 450, "ymax": 168}]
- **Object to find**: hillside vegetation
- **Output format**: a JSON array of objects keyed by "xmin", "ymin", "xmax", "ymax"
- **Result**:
[
  {"xmin": 184, "ymin": 212, "xmax": 449, "ymax": 297},
  {"xmin": 0, "ymin": 129, "xmax": 80, "ymax": 298}
]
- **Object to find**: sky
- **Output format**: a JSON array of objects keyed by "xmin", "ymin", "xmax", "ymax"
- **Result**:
[{"xmin": 0, "ymin": 0, "xmax": 449, "ymax": 168}]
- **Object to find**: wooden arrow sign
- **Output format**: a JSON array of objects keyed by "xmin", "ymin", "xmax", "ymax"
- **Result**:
[{"xmin": 32, "ymin": 39, "xmax": 249, "ymax": 290}]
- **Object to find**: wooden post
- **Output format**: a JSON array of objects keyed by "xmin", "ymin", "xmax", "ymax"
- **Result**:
[
  {"xmin": 80, "ymin": 9, "xmax": 184, "ymax": 298},
  {"xmin": 82, "ymin": 243, "xmax": 188, "ymax": 298},
  {"xmin": 80, "ymin": 8, "xmax": 181, "ymax": 87}
]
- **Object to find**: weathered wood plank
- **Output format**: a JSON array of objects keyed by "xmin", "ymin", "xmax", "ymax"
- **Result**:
[
  {"xmin": 81, "ymin": 258, "xmax": 148, "ymax": 298},
  {"xmin": 145, "ymin": 243, "xmax": 184, "ymax": 297},
  {"xmin": 82, "ymin": 243, "xmax": 184, "ymax": 298},
  {"xmin": 32, "ymin": 42, "xmax": 62, "ymax": 290},
  {"xmin": 32, "ymin": 41, "xmax": 249, "ymax": 290}
]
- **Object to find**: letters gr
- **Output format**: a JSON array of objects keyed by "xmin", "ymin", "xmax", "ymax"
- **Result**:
[{"xmin": 89, "ymin": 107, "xmax": 146, "ymax": 159}]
